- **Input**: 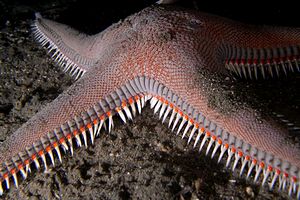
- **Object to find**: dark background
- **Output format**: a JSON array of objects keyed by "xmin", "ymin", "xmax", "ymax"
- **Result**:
[{"xmin": 1, "ymin": 0, "xmax": 300, "ymax": 31}]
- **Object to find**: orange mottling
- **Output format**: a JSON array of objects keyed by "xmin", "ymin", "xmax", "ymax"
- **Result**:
[
  {"xmin": 31, "ymin": 154, "xmax": 36, "ymax": 160},
  {"xmin": 10, "ymin": 168, "xmax": 16, "ymax": 174},
  {"xmin": 224, "ymin": 143, "xmax": 229, "ymax": 149},
  {"xmin": 231, "ymin": 147, "xmax": 236, "ymax": 153},
  {"xmin": 179, "ymin": 111, "xmax": 183, "ymax": 116},
  {"xmin": 86, "ymin": 123, "xmax": 92, "ymax": 129},
  {"xmin": 128, "ymin": 97, "xmax": 134, "ymax": 105},
  {"xmin": 93, "ymin": 119, "xmax": 98, "ymax": 125},
  {"xmin": 116, "ymin": 107, "xmax": 121, "ymax": 112},
  {"xmin": 38, "ymin": 150, "xmax": 44, "ymax": 156},
  {"xmin": 211, "ymin": 135, "xmax": 216, "ymax": 141},
  {"xmin": 268, "ymin": 165, "xmax": 273, "ymax": 171},
  {"xmin": 238, "ymin": 151, "xmax": 243, "ymax": 157},
  {"xmin": 73, "ymin": 130, "xmax": 78, "ymax": 136},
  {"xmin": 121, "ymin": 100, "xmax": 127, "ymax": 108},
  {"xmin": 200, "ymin": 127, "xmax": 205, "ymax": 133},
  {"xmin": 3, "ymin": 173, "xmax": 8, "ymax": 179},
  {"xmin": 100, "ymin": 114, "xmax": 105, "ymax": 120},
  {"xmin": 80, "ymin": 126, "xmax": 85, "ymax": 132},
  {"xmin": 206, "ymin": 131, "xmax": 211, "ymax": 137},
  {"xmin": 52, "ymin": 141, "xmax": 58, "ymax": 148},
  {"xmin": 24, "ymin": 159, "xmax": 30, "ymax": 165},
  {"xmin": 45, "ymin": 146, "xmax": 51, "ymax": 152},
  {"xmin": 189, "ymin": 119, "xmax": 194, "ymax": 124},
  {"xmin": 217, "ymin": 138, "xmax": 222, "ymax": 145},
  {"xmin": 276, "ymin": 169, "xmax": 281, "ymax": 175},
  {"xmin": 59, "ymin": 137, "xmax": 66, "ymax": 144},
  {"xmin": 17, "ymin": 164, "xmax": 23, "ymax": 170},
  {"xmin": 66, "ymin": 133, "xmax": 72, "ymax": 140}
]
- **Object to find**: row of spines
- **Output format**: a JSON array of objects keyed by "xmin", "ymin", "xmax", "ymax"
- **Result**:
[
  {"xmin": 0, "ymin": 77, "xmax": 299, "ymax": 198},
  {"xmin": 223, "ymin": 45, "xmax": 300, "ymax": 79},
  {"xmin": 149, "ymin": 94, "xmax": 300, "ymax": 198},
  {"xmin": 0, "ymin": 76, "xmax": 168, "ymax": 195},
  {"xmin": 31, "ymin": 20, "xmax": 93, "ymax": 80}
]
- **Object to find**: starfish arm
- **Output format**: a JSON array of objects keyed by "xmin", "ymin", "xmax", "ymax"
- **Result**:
[
  {"xmin": 0, "ymin": 64, "xmax": 148, "ymax": 191},
  {"xmin": 212, "ymin": 17, "xmax": 300, "ymax": 78},
  {"xmin": 154, "ymin": 63, "xmax": 300, "ymax": 191},
  {"xmin": 32, "ymin": 14, "xmax": 98, "ymax": 79},
  {"xmin": 0, "ymin": 8, "xmax": 161, "ymax": 189}
]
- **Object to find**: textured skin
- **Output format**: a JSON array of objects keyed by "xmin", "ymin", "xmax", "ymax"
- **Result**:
[{"xmin": 1, "ymin": 4, "xmax": 300, "ymax": 196}]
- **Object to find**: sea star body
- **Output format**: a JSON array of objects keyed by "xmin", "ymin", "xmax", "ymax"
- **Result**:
[{"xmin": 0, "ymin": 4, "xmax": 300, "ymax": 199}]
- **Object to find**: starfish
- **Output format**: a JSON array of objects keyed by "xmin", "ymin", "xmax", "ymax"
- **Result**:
[{"xmin": 0, "ymin": 3, "xmax": 300, "ymax": 199}]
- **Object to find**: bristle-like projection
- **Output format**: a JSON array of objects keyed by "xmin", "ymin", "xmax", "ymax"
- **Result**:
[
  {"xmin": 272, "ymin": 112, "xmax": 300, "ymax": 133},
  {"xmin": 225, "ymin": 45, "xmax": 300, "ymax": 79},
  {"xmin": 0, "ymin": 91, "xmax": 146, "ymax": 196},
  {"xmin": 0, "ymin": 78, "xmax": 299, "ymax": 198},
  {"xmin": 31, "ymin": 15, "xmax": 93, "ymax": 80},
  {"xmin": 148, "ymin": 92, "xmax": 300, "ymax": 199}
]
